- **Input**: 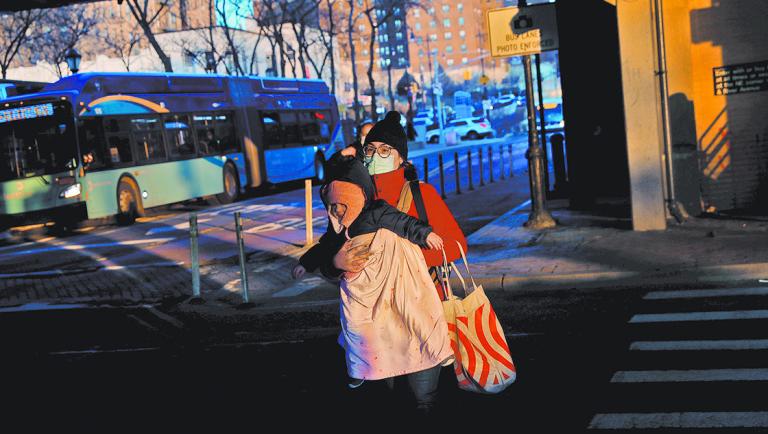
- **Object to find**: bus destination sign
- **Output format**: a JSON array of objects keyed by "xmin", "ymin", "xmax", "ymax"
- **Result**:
[{"xmin": 0, "ymin": 103, "xmax": 54, "ymax": 124}]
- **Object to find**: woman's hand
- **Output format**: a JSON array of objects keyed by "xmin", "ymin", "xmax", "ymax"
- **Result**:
[
  {"xmin": 333, "ymin": 240, "xmax": 371, "ymax": 273},
  {"xmin": 291, "ymin": 264, "xmax": 306, "ymax": 280},
  {"xmin": 426, "ymin": 232, "xmax": 443, "ymax": 251}
]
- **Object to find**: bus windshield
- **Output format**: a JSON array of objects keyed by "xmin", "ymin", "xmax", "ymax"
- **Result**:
[{"xmin": 0, "ymin": 100, "xmax": 76, "ymax": 182}]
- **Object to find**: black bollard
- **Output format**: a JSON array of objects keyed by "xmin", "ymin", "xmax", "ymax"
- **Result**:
[
  {"xmin": 423, "ymin": 157, "xmax": 429, "ymax": 184},
  {"xmin": 478, "ymin": 148, "xmax": 485, "ymax": 187},
  {"xmin": 467, "ymin": 150, "xmax": 474, "ymax": 191},
  {"xmin": 438, "ymin": 153, "xmax": 446, "ymax": 199},
  {"xmin": 489, "ymin": 146, "xmax": 494, "ymax": 183},
  {"xmin": 500, "ymin": 146, "xmax": 506, "ymax": 180},
  {"xmin": 454, "ymin": 152, "xmax": 461, "ymax": 195}
]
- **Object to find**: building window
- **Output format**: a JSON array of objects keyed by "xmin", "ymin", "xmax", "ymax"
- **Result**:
[
  {"xmin": 398, "ymin": 58, "xmax": 406, "ymax": 66},
  {"xmin": 461, "ymin": 44, "xmax": 467, "ymax": 53},
  {"xmin": 447, "ymin": 59, "xmax": 454, "ymax": 66},
  {"xmin": 363, "ymin": 49, "xmax": 369, "ymax": 56},
  {"xmin": 415, "ymin": 22, "xmax": 421, "ymax": 31},
  {"xmin": 358, "ymin": 24, "xmax": 365, "ymax": 32},
  {"xmin": 457, "ymin": 3, "xmax": 463, "ymax": 12},
  {"xmin": 462, "ymin": 57, "xmax": 468, "ymax": 64},
  {"xmin": 446, "ymin": 45, "xmax": 453, "ymax": 54},
  {"xmin": 419, "ymin": 49, "xmax": 424, "ymax": 57},
  {"xmin": 428, "ymin": 7, "xmax": 435, "ymax": 14},
  {"xmin": 458, "ymin": 17, "xmax": 465, "ymax": 26},
  {"xmin": 459, "ymin": 30, "xmax": 466, "ymax": 39},
  {"xmin": 417, "ymin": 36, "xmax": 423, "ymax": 44},
  {"xmin": 414, "ymin": 9, "xmax": 420, "ymax": 17},
  {"xmin": 430, "ymin": 33, "xmax": 437, "ymax": 41},
  {"xmin": 445, "ymin": 32, "xmax": 452, "ymax": 40},
  {"xmin": 397, "ymin": 44, "xmax": 405, "ymax": 53},
  {"xmin": 443, "ymin": 18, "xmax": 450, "ymax": 27},
  {"xmin": 396, "ymin": 32, "xmax": 403, "ymax": 40},
  {"xmin": 430, "ymin": 20, "xmax": 436, "ymax": 28},
  {"xmin": 381, "ymin": 22, "xmax": 387, "ymax": 31},
  {"xmin": 442, "ymin": 5, "xmax": 450, "ymax": 13},
  {"xmin": 395, "ymin": 19, "xmax": 402, "ymax": 29}
]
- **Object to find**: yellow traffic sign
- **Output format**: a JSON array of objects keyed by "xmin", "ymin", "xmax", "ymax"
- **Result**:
[
  {"xmin": 487, "ymin": 4, "xmax": 559, "ymax": 58},
  {"xmin": 479, "ymin": 75, "xmax": 490, "ymax": 85}
]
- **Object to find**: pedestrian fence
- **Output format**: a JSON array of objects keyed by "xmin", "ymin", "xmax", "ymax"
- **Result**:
[
  {"xmin": 186, "ymin": 143, "xmax": 523, "ymax": 306},
  {"xmin": 416, "ymin": 142, "xmax": 520, "ymax": 201}
]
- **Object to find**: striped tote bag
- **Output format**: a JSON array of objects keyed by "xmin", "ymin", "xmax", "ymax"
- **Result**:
[{"xmin": 441, "ymin": 243, "xmax": 516, "ymax": 394}]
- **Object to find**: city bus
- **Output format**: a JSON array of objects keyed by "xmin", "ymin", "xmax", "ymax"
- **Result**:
[{"xmin": 0, "ymin": 72, "xmax": 344, "ymax": 227}]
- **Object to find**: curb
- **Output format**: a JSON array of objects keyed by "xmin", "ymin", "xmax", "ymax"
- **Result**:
[{"xmin": 471, "ymin": 262, "xmax": 768, "ymax": 293}]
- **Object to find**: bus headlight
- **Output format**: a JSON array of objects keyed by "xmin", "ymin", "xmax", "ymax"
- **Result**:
[{"xmin": 59, "ymin": 183, "xmax": 82, "ymax": 199}]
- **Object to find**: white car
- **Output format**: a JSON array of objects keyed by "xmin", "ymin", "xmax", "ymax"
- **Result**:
[{"xmin": 426, "ymin": 117, "xmax": 495, "ymax": 143}]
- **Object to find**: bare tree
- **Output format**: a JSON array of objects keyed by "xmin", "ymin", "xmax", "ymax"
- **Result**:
[
  {"xmin": 317, "ymin": 0, "xmax": 339, "ymax": 93},
  {"xmin": 346, "ymin": 0, "xmax": 362, "ymax": 123},
  {"xmin": 125, "ymin": 0, "xmax": 174, "ymax": 72},
  {"xmin": 31, "ymin": 5, "xmax": 100, "ymax": 78},
  {"xmin": 101, "ymin": 21, "xmax": 143, "ymax": 71},
  {"xmin": 252, "ymin": 0, "xmax": 290, "ymax": 77},
  {"xmin": 214, "ymin": 0, "xmax": 247, "ymax": 76},
  {"xmin": 0, "ymin": 10, "xmax": 42, "ymax": 79}
]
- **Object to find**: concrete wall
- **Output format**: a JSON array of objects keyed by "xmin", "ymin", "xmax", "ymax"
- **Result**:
[{"xmin": 616, "ymin": 0, "xmax": 667, "ymax": 231}]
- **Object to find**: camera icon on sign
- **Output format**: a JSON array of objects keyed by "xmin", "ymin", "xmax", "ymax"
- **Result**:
[{"xmin": 513, "ymin": 15, "xmax": 533, "ymax": 30}]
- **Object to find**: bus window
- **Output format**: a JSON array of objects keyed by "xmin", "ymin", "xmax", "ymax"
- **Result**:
[
  {"xmin": 77, "ymin": 118, "xmax": 107, "ymax": 171},
  {"xmin": 214, "ymin": 113, "xmax": 238, "ymax": 153},
  {"xmin": 280, "ymin": 112, "xmax": 302, "ymax": 148},
  {"xmin": 0, "ymin": 101, "xmax": 76, "ymax": 181},
  {"xmin": 193, "ymin": 114, "xmax": 215, "ymax": 155},
  {"xmin": 165, "ymin": 114, "xmax": 195, "ymax": 159},
  {"xmin": 103, "ymin": 117, "xmax": 133, "ymax": 165},
  {"xmin": 299, "ymin": 111, "xmax": 331, "ymax": 146},
  {"xmin": 261, "ymin": 112, "xmax": 282, "ymax": 149},
  {"xmin": 131, "ymin": 116, "xmax": 166, "ymax": 162}
]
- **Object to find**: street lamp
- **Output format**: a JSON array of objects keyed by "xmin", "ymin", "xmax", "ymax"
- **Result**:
[
  {"xmin": 64, "ymin": 48, "xmax": 81, "ymax": 75},
  {"xmin": 205, "ymin": 51, "xmax": 216, "ymax": 74}
]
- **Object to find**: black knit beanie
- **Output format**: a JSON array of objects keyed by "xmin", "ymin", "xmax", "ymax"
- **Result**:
[{"xmin": 363, "ymin": 111, "xmax": 408, "ymax": 160}]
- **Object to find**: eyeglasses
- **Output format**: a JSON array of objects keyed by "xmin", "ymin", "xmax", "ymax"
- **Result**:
[{"xmin": 364, "ymin": 144, "xmax": 394, "ymax": 158}]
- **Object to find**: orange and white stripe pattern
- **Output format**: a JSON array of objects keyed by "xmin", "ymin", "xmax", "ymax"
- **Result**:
[{"xmin": 445, "ymin": 294, "xmax": 516, "ymax": 394}]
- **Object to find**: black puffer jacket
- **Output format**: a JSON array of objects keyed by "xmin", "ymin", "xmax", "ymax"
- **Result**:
[{"xmin": 299, "ymin": 153, "xmax": 433, "ymax": 272}]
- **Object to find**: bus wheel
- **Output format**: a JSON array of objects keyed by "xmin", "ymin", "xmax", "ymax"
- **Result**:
[
  {"xmin": 314, "ymin": 154, "xmax": 326, "ymax": 183},
  {"xmin": 116, "ymin": 179, "xmax": 140, "ymax": 225},
  {"xmin": 215, "ymin": 164, "xmax": 239, "ymax": 204}
]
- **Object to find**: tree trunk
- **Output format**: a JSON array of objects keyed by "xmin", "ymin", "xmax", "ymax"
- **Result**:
[
  {"xmin": 347, "ymin": 0, "xmax": 360, "ymax": 124},
  {"xmin": 328, "ymin": 0, "xmax": 336, "ymax": 95},
  {"xmin": 366, "ymin": 11, "xmax": 378, "ymax": 121}
]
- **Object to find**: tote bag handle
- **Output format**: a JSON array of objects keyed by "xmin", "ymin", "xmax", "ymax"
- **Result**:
[{"xmin": 451, "ymin": 241, "xmax": 479, "ymax": 295}]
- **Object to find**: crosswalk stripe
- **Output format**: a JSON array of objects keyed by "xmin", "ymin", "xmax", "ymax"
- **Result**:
[
  {"xmin": 644, "ymin": 287, "xmax": 768, "ymax": 300},
  {"xmin": 629, "ymin": 309, "xmax": 768, "ymax": 323},
  {"xmin": 589, "ymin": 411, "xmax": 768, "ymax": 429},
  {"xmin": 611, "ymin": 368, "xmax": 768, "ymax": 383},
  {"xmin": 630, "ymin": 339, "xmax": 768, "ymax": 351}
]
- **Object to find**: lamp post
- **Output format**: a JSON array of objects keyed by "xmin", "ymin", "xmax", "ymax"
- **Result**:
[
  {"xmin": 205, "ymin": 51, "xmax": 216, "ymax": 74},
  {"xmin": 64, "ymin": 48, "xmax": 81, "ymax": 75}
]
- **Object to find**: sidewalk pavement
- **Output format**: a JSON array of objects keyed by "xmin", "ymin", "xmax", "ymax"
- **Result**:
[{"xmin": 466, "ymin": 200, "xmax": 768, "ymax": 293}]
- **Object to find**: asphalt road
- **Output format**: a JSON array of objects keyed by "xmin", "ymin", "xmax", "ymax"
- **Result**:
[{"xmin": 3, "ymin": 281, "xmax": 768, "ymax": 432}]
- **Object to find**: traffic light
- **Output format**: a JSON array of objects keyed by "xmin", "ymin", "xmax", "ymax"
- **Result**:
[{"xmin": 463, "ymin": 69, "xmax": 471, "ymax": 81}]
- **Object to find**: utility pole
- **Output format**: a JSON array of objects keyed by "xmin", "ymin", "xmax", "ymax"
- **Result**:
[{"xmin": 519, "ymin": 0, "xmax": 555, "ymax": 229}]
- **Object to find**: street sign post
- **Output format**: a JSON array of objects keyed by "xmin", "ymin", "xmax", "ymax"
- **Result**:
[{"xmin": 487, "ymin": 1, "xmax": 556, "ymax": 229}]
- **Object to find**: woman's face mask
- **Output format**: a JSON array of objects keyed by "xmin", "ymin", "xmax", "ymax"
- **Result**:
[{"xmin": 366, "ymin": 153, "xmax": 396, "ymax": 175}]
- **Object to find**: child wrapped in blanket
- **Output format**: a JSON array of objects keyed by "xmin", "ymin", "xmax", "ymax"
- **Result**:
[{"xmin": 292, "ymin": 155, "xmax": 454, "ymax": 386}]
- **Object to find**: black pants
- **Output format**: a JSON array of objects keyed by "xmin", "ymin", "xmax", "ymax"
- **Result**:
[{"xmin": 384, "ymin": 364, "xmax": 442, "ymax": 415}]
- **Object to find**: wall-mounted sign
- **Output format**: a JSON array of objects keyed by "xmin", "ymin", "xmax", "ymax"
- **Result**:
[
  {"xmin": 713, "ymin": 60, "xmax": 768, "ymax": 96},
  {"xmin": 487, "ymin": 4, "xmax": 559, "ymax": 58}
]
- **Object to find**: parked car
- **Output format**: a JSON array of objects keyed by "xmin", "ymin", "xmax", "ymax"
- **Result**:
[{"xmin": 425, "ymin": 117, "xmax": 495, "ymax": 143}]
